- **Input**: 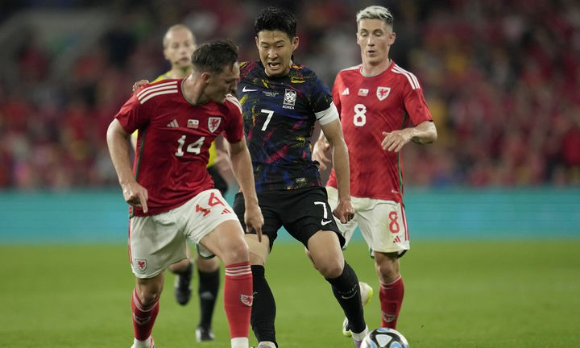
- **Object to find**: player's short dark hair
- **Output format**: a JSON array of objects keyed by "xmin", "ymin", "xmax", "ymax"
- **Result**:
[
  {"xmin": 254, "ymin": 7, "xmax": 297, "ymax": 39},
  {"xmin": 191, "ymin": 39, "xmax": 238, "ymax": 73}
]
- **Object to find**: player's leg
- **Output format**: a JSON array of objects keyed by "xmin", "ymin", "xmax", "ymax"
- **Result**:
[
  {"xmin": 234, "ymin": 192, "xmax": 279, "ymax": 348},
  {"xmin": 288, "ymin": 188, "xmax": 368, "ymax": 346},
  {"xmin": 129, "ymin": 212, "xmax": 189, "ymax": 348},
  {"xmin": 131, "ymin": 274, "xmax": 164, "ymax": 348},
  {"xmin": 187, "ymin": 189, "xmax": 253, "ymax": 348},
  {"xmin": 194, "ymin": 254, "xmax": 220, "ymax": 342},
  {"xmin": 359, "ymin": 200, "xmax": 408, "ymax": 329},
  {"xmin": 199, "ymin": 219, "xmax": 252, "ymax": 348},
  {"xmin": 375, "ymin": 252, "xmax": 404, "ymax": 329},
  {"xmin": 167, "ymin": 246, "xmax": 193, "ymax": 305},
  {"xmin": 245, "ymin": 234, "xmax": 276, "ymax": 348},
  {"xmin": 307, "ymin": 231, "xmax": 368, "ymax": 345},
  {"xmin": 323, "ymin": 186, "xmax": 374, "ymax": 338}
]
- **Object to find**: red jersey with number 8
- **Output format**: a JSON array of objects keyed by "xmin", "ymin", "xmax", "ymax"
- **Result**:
[
  {"xmin": 115, "ymin": 79, "xmax": 244, "ymax": 216},
  {"xmin": 327, "ymin": 61, "xmax": 433, "ymax": 202}
]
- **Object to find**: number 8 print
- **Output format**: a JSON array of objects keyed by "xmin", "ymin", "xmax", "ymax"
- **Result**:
[{"xmin": 353, "ymin": 103, "xmax": 367, "ymax": 127}]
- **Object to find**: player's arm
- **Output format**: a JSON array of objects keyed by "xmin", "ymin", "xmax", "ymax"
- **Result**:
[
  {"xmin": 320, "ymin": 119, "xmax": 354, "ymax": 223},
  {"xmin": 213, "ymin": 135, "xmax": 231, "ymax": 171},
  {"xmin": 381, "ymin": 120, "xmax": 437, "ymax": 152},
  {"xmin": 106, "ymin": 119, "xmax": 148, "ymax": 213},
  {"xmin": 128, "ymin": 79, "xmax": 150, "ymax": 151},
  {"xmin": 312, "ymin": 130, "xmax": 332, "ymax": 171},
  {"xmin": 228, "ymin": 138, "xmax": 263, "ymax": 239}
]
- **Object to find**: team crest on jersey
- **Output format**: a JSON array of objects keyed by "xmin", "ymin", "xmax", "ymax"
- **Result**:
[
  {"xmin": 283, "ymin": 89, "xmax": 297, "ymax": 109},
  {"xmin": 135, "ymin": 259, "xmax": 147, "ymax": 272},
  {"xmin": 208, "ymin": 117, "xmax": 221, "ymax": 133},
  {"xmin": 377, "ymin": 87, "xmax": 391, "ymax": 101},
  {"xmin": 187, "ymin": 119, "xmax": 199, "ymax": 129}
]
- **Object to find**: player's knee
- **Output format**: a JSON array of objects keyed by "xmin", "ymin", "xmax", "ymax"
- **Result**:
[
  {"xmin": 375, "ymin": 257, "xmax": 399, "ymax": 282},
  {"xmin": 225, "ymin": 239, "xmax": 250, "ymax": 264},
  {"xmin": 136, "ymin": 285, "xmax": 162, "ymax": 306},
  {"xmin": 245, "ymin": 235, "xmax": 270, "ymax": 265},
  {"xmin": 315, "ymin": 257, "xmax": 344, "ymax": 278}
]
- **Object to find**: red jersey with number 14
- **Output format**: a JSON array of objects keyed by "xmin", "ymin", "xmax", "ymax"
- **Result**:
[
  {"xmin": 327, "ymin": 61, "xmax": 433, "ymax": 202},
  {"xmin": 115, "ymin": 79, "xmax": 244, "ymax": 216}
]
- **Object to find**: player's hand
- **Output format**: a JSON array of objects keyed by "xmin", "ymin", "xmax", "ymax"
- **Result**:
[
  {"xmin": 382, "ymin": 129, "xmax": 412, "ymax": 153},
  {"xmin": 132, "ymin": 79, "xmax": 149, "ymax": 94},
  {"xmin": 244, "ymin": 203, "xmax": 264, "ymax": 242},
  {"xmin": 333, "ymin": 199, "xmax": 354, "ymax": 224},
  {"xmin": 121, "ymin": 181, "xmax": 149, "ymax": 213},
  {"xmin": 312, "ymin": 137, "xmax": 332, "ymax": 171}
]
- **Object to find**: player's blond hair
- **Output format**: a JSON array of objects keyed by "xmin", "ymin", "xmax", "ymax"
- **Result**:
[
  {"xmin": 356, "ymin": 6, "xmax": 394, "ymax": 28},
  {"xmin": 162, "ymin": 24, "xmax": 195, "ymax": 48}
]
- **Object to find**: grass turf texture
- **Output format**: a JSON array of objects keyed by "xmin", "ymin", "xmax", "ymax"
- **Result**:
[{"xmin": 1, "ymin": 240, "xmax": 579, "ymax": 347}]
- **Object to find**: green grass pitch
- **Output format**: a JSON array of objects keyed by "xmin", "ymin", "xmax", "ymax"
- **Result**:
[{"xmin": 1, "ymin": 240, "xmax": 579, "ymax": 347}]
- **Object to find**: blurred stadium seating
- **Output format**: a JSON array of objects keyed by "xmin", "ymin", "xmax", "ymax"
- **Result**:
[{"xmin": 0, "ymin": 0, "xmax": 579, "ymax": 189}]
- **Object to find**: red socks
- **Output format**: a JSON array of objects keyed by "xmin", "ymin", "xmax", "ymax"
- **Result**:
[
  {"xmin": 131, "ymin": 289, "xmax": 159, "ymax": 340},
  {"xmin": 224, "ymin": 262, "xmax": 253, "ymax": 339},
  {"xmin": 379, "ymin": 276, "xmax": 404, "ymax": 329}
]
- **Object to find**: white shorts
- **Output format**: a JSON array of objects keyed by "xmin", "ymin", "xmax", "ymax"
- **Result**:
[
  {"xmin": 326, "ymin": 186, "xmax": 409, "ymax": 254},
  {"xmin": 129, "ymin": 189, "xmax": 239, "ymax": 278}
]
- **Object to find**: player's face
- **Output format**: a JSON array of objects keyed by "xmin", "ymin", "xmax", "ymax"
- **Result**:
[
  {"xmin": 357, "ymin": 19, "xmax": 396, "ymax": 66},
  {"xmin": 205, "ymin": 62, "xmax": 240, "ymax": 103},
  {"xmin": 164, "ymin": 28, "xmax": 197, "ymax": 71},
  {"xmin": 255, "ymin": 30, "xmax": 298, "ymax": 77}
]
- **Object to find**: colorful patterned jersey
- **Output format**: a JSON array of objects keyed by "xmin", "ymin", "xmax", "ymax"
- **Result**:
[{"xmin": 237, "ymin": 60, "xmax": 334, "ymax": 192}]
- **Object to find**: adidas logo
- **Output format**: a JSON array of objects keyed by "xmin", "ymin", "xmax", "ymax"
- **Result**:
[
  {"xmin": 167, "ymin": 119, "xmax": 179, "ymax": 128},
  {"xmin": 341, "ymin": 88, "xmax": 350, "ymax": 95}
]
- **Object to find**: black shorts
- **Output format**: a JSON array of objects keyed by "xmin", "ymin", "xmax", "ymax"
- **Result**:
[{"xmin": 233, "ymin": 187, "xmax": 344, "ymax": 251}]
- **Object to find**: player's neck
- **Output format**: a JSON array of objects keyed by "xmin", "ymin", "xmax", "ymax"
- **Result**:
[
  {"xmin": 181, "ymin": 75, "xmax": 209, "ymax": 105},
  {"xmin": 360, "ymin": 58, "xmax": 392, "ymax": 77}
]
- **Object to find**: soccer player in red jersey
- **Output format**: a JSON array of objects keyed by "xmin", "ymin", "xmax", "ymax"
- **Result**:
[
  {"xmin": 132, "ymin": 24, "xmax": 226, "ymax": 342},
  {"xmin": 313, "ymin": 5, "xmax": 438, "ymax": 335},
  {"xmin": 107, "ymin": 40, "xmax": 263, "ymax": 348}
]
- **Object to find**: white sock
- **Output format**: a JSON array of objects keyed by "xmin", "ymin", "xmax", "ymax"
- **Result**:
[
  {"xmin": 351, "ymin": 326, "xmax": 369, "ymax": 341},
  {"xmin": 231, "ymin": 337, "xmax": 249, "ymax": 348},
  {"xmin": 131, "ymin": 336, "xmax": 152, "ymax": 348}
]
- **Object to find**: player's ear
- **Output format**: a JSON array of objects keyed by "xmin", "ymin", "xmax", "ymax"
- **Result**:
[
  {"xmin": 389, "ymin": 31, "xmax": 397, "ymax": 46},
  {"xmin": 292, "ymin": 36, "xmax": 299, "ymax": 51},
  {"xmin": 201, "ymin": 72, "xmax": 211, "ymax": 84}
]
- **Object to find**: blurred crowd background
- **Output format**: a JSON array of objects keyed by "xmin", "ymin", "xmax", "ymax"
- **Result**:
[{"xmin": 0, "ymin": 0, "xmax": 579, "ymax": 190}]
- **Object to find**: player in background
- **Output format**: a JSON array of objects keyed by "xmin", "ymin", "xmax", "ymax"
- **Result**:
[
  {"xmin": 313, "ymin": 5, "xmax": 437, "ymax": 337},
  {"xmin": 108, "ymin": 40, "xmax": 263, "ymax": 348},
  {"xmin": 131, "ymin": 24, "xmax": 226, "ymax": 342},
  {"xmin": 234, "ymin": 7, "xmax": 368, "ymax": 348}
]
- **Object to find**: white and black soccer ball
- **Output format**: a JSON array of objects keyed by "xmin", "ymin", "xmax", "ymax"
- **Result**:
[{"xmin": 360, "ymin": 328, "xmax": 410, "ymax": 348}]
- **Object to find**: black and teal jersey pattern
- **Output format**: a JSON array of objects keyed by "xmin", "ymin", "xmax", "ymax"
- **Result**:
[{"xmin": 238, "ymin": 60, "xmax": 333, "ymax": 192}]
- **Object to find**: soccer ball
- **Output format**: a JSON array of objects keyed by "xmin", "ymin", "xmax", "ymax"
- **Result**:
[{"xmin": 360, "ymin": 328, "xmax": 410, "ymax": 348}]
